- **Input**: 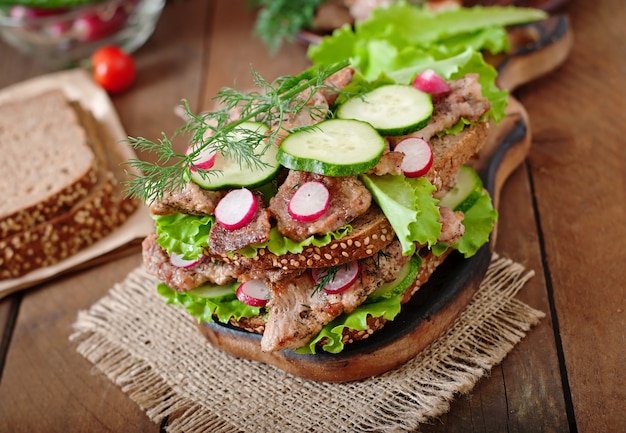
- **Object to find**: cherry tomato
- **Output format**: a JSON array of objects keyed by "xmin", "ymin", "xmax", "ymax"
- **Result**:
[{"xmin": 91, "ymin": 45, "xmax": 136, "ymax": 94}]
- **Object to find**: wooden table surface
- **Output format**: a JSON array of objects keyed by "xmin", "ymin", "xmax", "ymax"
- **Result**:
[{"xmin": 0, "ymin": 1, "xmax": 624, "ymax": 432}]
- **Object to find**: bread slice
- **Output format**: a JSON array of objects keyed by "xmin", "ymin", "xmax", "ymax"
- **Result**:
[
  {"xmin": 0, "ymin": 90, "xmax": 99, "ymax": 239},
  {"xmin": 0, "ymin": 98, "xmax": 138, "ymax": 280}
]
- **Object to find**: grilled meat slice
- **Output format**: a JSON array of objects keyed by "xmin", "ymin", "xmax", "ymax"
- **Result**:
[
  {"xmin": 261, "ymin": 239, "xmax": 409, "ymax": 351},
  {"xmin": 142, "ymin": 233, "xmax": 241, "ymax": 292},
  {"xmin": 268, "ymin": 171, "xmax": 372, "ymax": 242},
  {"xmin": 209, "ymin": 193, "xmax": 272, "ymax": 254},
  {"xmin": 149, "ymin": 181, "xmax": 226, "ymax": 216}
]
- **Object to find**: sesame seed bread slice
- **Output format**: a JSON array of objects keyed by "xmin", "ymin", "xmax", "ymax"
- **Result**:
[
  {"xmin": 0, "ymin": 100, "xmax": 138, "ymax": 280},
  {"xmin": 0, "ymin": 90, "xmax": 99, "ymax": 239}
]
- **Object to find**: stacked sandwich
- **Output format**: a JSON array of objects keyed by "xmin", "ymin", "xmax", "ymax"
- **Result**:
[
  {"xmin": 138, "ymin": 61, "xmax": 498, "ymax": 372},
  {"xmin": 0, "ymin": 90, "xmax": 139, "ymax": 280}
]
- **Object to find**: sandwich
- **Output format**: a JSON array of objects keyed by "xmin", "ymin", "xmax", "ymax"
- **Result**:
[{"xmin": 130, "ymin": 53, "xmax": 499, "ymax": 380}]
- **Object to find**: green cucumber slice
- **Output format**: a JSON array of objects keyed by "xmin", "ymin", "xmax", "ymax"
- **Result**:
[
  {"xmin": 365, "ymin": 254, "xmax": 421, "ymax": 303},
  {"xmin": 276, "ymin": 119, "xmax": 385, "ymax": 176},
  {"xmin": 336, "ymin": 84, "xmax": 433, "ymax": 136},
  {"xmin": 190, "ymin": 122, "xmax": 279, "ymax": 190},
  {"xmin": 438, "ymin": 165, "xmax": 484, "ymax": 212},
  {"xmin": 188, "ymin": 282, "xmax": 237, "ymax": 301}
]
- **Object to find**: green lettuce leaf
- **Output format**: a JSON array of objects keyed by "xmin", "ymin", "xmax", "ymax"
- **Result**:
[
  {"xmin": 153, "ymin": 213, "xmax": 213, "ymax": 260},
  {"xmin": 296, "ymin": 294, "xmax": 403, "ymax": 354},
  {"xmin": 360, "ymin": 174, "xmax": 441, "ymax": 256},
  {"xmin": 157, "ymin": 283, "xmax": 263, "ymax": 324},
  {"xmin": 455, "ymin": 190, "xmax": 498, "ymax": 257},
  {"xmin": 308, "ymin": 3, "xmax": 546, "ymax": 122}
]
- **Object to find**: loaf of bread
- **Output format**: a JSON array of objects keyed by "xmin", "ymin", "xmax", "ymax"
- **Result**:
[
  {"xmin": 0, "ymin": 91, "xmax": 139, "ymax": 280},
  {"xmin": 0, "ymin": 90, "xmax": 99, "ymax": 239}
]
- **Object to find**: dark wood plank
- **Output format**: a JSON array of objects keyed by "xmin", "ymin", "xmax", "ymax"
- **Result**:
[
  {"xmin": 0, "ymin": 254, "xmax": 155, "ymax": 433},
  {"xmin": 200, "ymin": 0, "xmax": 313, "ymax": 111},
  {"xmin": 0, "ymin": 1, "xmax": 211, "ymax": 431},
  {"xmin": 517, "ymin": 0, "xmax": 626, "ymax": 431},
  {"xmin": 421, "ymin": 164, "xmax": 569, "ymax": 432}
]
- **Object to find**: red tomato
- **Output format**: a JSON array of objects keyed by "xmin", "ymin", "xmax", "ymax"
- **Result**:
[{"xmin": 91, "ymin": 46, "xmax": 136, "ymax": 94}]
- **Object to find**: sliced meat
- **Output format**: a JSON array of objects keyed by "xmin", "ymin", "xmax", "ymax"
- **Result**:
[
  {"xmin": 437, "ymin": 206, "xmax": 465, "ymax": 245},
  {"xmin": 392, "ymin": 73, "xmax": 491, "ymax": 144},
  {"xmin": 261, "ymin": 239, "xmax": 410, "ymax": 351},
  {"xmin": 367, "ymin": 150, "xmax": 403, "ymax": 176},
  {"xmin": 209, "ymin": 193, "xmax": 272, "ymax": 254},
  {"xmin": 149, "ymin": 181, "xmax": 226, "ymax": 216},
  {"xmin": 261, "ymin": 272, "xmax": 340, "ymax": 352},
  {"xmin": 142, "ymin": 233, "xmax": 241, "ymax": 292},
  {"xmin": 319, "ymin": 66, "xmax": 355, "ymax": 106},
  {"xmin": 268, "ymin": 171, "xmax": 372, "ymax": 242}
]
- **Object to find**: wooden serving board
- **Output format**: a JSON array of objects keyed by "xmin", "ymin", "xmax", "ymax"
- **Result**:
[{"xmin": 198, "ymin": 15, "xmax": 573, "ymax": 382}]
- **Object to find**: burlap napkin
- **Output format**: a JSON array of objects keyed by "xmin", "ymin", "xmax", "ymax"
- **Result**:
[{"xmin": 71, "ymin": 253, "xmax": 543, "ymax": 432}]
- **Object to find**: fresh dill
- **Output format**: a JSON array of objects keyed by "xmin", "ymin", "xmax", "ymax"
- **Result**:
[
  {"xmin": 248, "ymin": 0, "xmax": 325, "ymax": 53},
  {"xmin": 123, "ymin": 60, "xmax": 350, "ymax": 204},
  {"xmin": 311, "ymin": 263, "xmax": 344, "ymax": 296}
]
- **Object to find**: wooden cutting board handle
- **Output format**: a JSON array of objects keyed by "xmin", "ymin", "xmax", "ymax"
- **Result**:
[{"xmin": 474, "ymin": 14, "xmax": 572, "ymax": 246}]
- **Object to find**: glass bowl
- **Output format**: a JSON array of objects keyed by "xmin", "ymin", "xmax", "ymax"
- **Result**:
[{"xmin": 0, "ymin": 0, "xmax": 165, "ymax": 69}]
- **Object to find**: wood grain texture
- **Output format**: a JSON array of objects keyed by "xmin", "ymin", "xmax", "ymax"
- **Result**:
[
  {"xmin": 517, "ymin": 1, "xmax": 626, "ymax": 430},
  {"xmin": 0, "ymin": 0, "xmax": 624, "ymax": 431}
]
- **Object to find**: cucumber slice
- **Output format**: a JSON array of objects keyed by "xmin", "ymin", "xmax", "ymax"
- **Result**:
[
  {"xmin": 190, "ymin": 122, "xmax": 279, "ymax": 190},
  {"xmin": 276, "ymin": 119, "xmax": 385, "ymax": 176},
  {"xmin": 438, "ymin": 165, "xmax": 484, "ymax": 213},
  {"xmin": 336, "ymin": 84, "xmax": 433, "ymax": 136},
  {"xmin": 188, "ymin": 282, "xmax": 237, "ymax": 301},
  {"xmin": 365, "ymin": 255, "xmax": 421, "ymax": 303}
]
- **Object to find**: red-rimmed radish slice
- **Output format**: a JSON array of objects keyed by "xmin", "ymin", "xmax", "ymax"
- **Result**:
[
  {"xmin": 288, "ymin": 181, "xmax": 330, "ymax": 222},
  {"xmin": 186, "ymin": 143, "xmax": 217, "ymax": 172},
  {"xmin": 395, "ymin": 137, "xmax": 433, "ymax": 178},
  {"xmin": 215, "ymin": 188, "xmax": 258, "ymax": 230},
  {"xmin": 311, "ymin": 261, "xmax": 360, "ymax": 294},
  {"xmin": 412, "ymin": 69, "xmax": 451, "ymax": 94},
  {"xmin": 236, "ymin": 279, "xmax": 271, "ymax": 307},
  {"xmin": 169, "ymin": 252, "xmax": 203, "ymax": 269}
]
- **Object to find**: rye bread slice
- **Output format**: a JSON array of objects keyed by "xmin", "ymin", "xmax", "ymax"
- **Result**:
[
  {"xmin": 0, "ymin": 100, "xmax": 138, "ymax": 280},
  {"xmin": 0, "ymin": 90, "xmax": 99, "ymax": 238}
]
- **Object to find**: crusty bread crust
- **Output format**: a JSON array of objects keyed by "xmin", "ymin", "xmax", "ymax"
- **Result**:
[
  {"xmin": 0, "ymin": 90, "xmax": 99, "ymax": 239},
  {"xmin": 0, "ymin": 99, "xmax": 138, "ymax": 280}
]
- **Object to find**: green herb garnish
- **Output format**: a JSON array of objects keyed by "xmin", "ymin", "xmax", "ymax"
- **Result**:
[
  {"xmin": 248, "ymin": 0, "xmax": 325, "ymax": 53},
  {"xmin": 124, "ymin": 60, "xmax": 350, "ymax": 204}
]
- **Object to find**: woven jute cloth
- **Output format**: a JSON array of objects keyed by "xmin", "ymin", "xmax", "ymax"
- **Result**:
[{"xmin": 71, "ymin": 253, "xmax": 544, "ymax": 433}]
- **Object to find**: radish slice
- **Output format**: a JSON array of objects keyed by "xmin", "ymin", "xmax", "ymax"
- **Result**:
[
  {"xmin": 311, "ymin": 261, "xmax": 360, "ymax": 294},
  {"xmin": 288, "ymin": 181, "xmax": 330, "ymax": 222},
  {"xmin": 236, "ymin": 279, "xmax": 270, "ymax": 307},
  {"xmin": 412, "ymin": 69, "xmax": 451, "ymax": 94},
  {"xmin": 394, "ymin": 137, "xmax": 433, "ymax": 178},
  {"xmin": 215, "ymin": 188, "xmax": 258, "ymax": 230},
  {"xmin": 169, "ymin": 252, "xmax": 202, "ymax": 269},
  {"xmin": 186, "ymin": 143, "xmax": 217, "ymax": 172}
]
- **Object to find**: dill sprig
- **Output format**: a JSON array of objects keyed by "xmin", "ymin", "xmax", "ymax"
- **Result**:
[
  {"xmin": 123, "ymin": 60, "xmax": 350, "ymax": 204},
  {"xmin": 311, "ymin": 263, "xmax": 347, "ymax": 296}
]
